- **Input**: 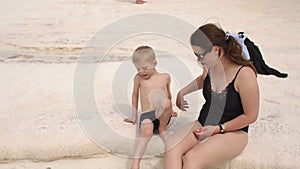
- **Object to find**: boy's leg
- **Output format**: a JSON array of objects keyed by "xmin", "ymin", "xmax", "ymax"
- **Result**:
[
  {"xmin": 131, "ymin": 119, "xmax": 154, "ymax": 169},
  {"xmin": 156, "ymin": 98, "xmax": 173, "ymax": 141}
]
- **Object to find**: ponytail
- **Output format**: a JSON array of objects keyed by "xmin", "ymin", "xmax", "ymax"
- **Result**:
[
  {"xmin": 224, "ymin": 35, "xmax": 257, "ymax": 74},
  {"xmin": 192, "ymin": 24, "xmax": 257, "ymax": 74}
]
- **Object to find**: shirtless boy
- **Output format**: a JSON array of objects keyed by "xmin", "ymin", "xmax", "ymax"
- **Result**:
[{"xmin": 124, "ymin": 46, "xmax": 176, "ymax": 169}]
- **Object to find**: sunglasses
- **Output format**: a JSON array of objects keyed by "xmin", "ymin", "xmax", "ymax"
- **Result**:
[
  {"xmin": 194, "ymin": 47, "xmax": 213, "ymax": 59},
  {"xmin": 136, "ymin": 65, "xmax": 154, "ymax": 72}
]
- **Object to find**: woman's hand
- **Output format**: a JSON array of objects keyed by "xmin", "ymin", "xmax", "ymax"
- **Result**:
[
  {"xmin": 193, "ymin": 125, "xmax": 219, "ymax": 141},
  {"xmin": 176, "ymin": 92, "xmax": 189, "ymax": 111}
]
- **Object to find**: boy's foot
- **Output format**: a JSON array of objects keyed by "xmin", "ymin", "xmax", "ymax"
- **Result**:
[
  {"xmin": 131, "ymin": 159, "xmax": 140, "ymax": 169},
  {"xmin": 124, "ymin": 118, "xmax": 136, "ymax": 124},
  {"xmin": 136, "ymin": 0, "xmax": 146, "ymax": 4}
]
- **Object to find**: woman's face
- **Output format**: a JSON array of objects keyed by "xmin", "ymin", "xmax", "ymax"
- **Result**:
[{"xmin": 192, "ymin": 45, "xmax": 218, "ymax": 68}]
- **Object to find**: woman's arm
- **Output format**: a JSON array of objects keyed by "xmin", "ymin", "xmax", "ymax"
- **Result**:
[
  {"xmin": 179, "ymin": 66, "xmax": 208, "ymax": 96},
  {"xmin": 176, "ymin": 67, "xmax": 208, "ymax": 110},
  {"xmin": 224, "ymin": 67, "xmax": 260, "ymax": 131}
]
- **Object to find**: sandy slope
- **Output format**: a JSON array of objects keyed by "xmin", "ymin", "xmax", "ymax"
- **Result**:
[{"xmin": 0, "ymin": 0, "xmax": 299, "ymax": 168}]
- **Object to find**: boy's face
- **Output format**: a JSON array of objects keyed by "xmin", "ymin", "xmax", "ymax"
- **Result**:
[{"xmin": 134, "ymin": 59, "xmax": 157, "ymax": 79}]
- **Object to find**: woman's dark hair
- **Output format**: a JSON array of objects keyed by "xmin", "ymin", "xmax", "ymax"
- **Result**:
[{"xmin": 191, "ymin": 23, "xmax": 256, "ymax": 74}]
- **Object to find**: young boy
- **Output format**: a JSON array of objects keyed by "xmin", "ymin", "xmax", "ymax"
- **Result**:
[{"xmin": 124, "ymin": 46, "xmax": 176, "ymax": 169}]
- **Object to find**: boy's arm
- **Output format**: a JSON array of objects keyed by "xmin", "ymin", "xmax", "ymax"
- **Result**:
[
  {"xmin": 124, "ymin": 75, "xmax": 139, "ymax": 124},
  {"xmin": 166, "ymin": 74, "xmax": 172, "ymax": 100},
  {"xmin": 166, "ymin": 74, "xmax": 178, "ymax": 117},
  {"xmin": 131, "ymin": 76, "xmax": 139, "ymax": 123}
]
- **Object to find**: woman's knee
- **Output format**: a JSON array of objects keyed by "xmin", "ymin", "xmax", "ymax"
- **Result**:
[
  {"xmin": 183, "ymin": 149, "xmax": 206, "ymax": 168},
  {"xmin": 183, "ymin": 150, "xmax": 196, "ymax": 164},
  {"xmin": 164, "ymin": 146, "xmax": 183, "ymax": 160},
  {"xmin": 164, "ymin": 138, "xmax": 185, "ymax": 157}
]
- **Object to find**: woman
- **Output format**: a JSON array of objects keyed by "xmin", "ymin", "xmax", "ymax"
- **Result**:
[{"xmin": 164, "ymin": 24, "xmax": 260, "ymax": 169}]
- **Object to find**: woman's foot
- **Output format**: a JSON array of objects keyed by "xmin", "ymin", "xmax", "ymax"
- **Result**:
[{"xmin": 136, "ymin": 0, "xmax": 146, "ymax": 4}]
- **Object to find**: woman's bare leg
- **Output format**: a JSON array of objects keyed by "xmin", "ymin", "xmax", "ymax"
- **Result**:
[
  {"xmin": 164, "ymin": 121, "xmax": 202, "ymax": 169},
  {"xmin": 182, "ymin": 130, "xmax": 248, "ymax": 169}
]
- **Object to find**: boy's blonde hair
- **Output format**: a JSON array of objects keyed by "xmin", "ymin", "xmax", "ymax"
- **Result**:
[{"xmin": 132, "ymin": 46, "xmax": 156, "ymax": 64}]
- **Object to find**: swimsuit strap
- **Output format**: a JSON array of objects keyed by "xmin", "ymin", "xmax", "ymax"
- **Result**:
[
  {"xmin": 207, "ymin": 65, "xmax": 245, "ymax": 84},
  {"xmin": 232, "ymin": 65, "xmax": 245, "ymax": 83}
]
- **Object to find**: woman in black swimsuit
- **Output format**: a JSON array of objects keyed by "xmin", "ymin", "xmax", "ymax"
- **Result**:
[{"xmin": 164, "ymin": 24, "xmax": 260, "ymax": 169}]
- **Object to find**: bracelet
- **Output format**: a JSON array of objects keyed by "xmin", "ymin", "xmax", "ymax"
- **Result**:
[{"xmin": 219, "ymin": 124, "xmax": 226, "ymax": 134}]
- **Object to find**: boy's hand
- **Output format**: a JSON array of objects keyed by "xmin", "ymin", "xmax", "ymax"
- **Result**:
[{"xmin": 124, "ymin": 118, "xmax": 136, "ymax": 125}]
